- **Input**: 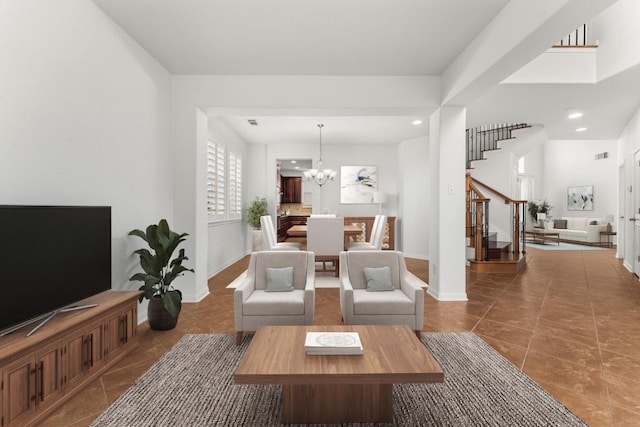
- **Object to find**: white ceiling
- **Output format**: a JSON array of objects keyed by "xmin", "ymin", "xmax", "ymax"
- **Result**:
[
  {"xmin": 93, "ymin": 0, "xmax": 640, "ymax": 142},
  {"xmin": 92, "ymin": 0, "xmax": 509, "ymax": 76},
  {"xmin": 219, "ymin": 116, "xmax": 429, "ymax": 146}
]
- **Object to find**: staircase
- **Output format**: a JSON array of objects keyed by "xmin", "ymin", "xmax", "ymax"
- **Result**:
[
  {"xmin": 466, "ymin": 123, "xmax": 530, "ymax": 169},
  {"xmin": 466, "ymin": 173, "xmax": 527, "ymax": 273},
  {"xmin": 486, "ymin": 232, "xmax": 512, "ymax": 260}
]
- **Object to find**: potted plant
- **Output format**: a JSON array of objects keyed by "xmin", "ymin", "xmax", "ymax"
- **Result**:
[
  {"xmin": 129, "ymin": 219, "xmax": 194, "ymax": 330},
  {"xmin": 528, "ymin": 199, "xmax": 552, "ymax": 227},
  {"xmin": 247, "ymin": 197, "xmax": 269, "ymax": 251}
]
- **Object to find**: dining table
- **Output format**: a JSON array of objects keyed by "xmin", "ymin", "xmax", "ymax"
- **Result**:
[{"xmin": 286, "ymin": 224, "xmax": 363, "ymax": 238}]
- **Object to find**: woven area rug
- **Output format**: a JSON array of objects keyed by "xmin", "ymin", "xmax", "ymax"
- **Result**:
[{"xmin": 91, "ymin": 333, "xmax": 586, "ymax": 427}]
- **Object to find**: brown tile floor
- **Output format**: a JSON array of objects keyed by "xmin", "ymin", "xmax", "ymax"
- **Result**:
[{"xmin": 41, "ymin": 247, "xmax": 640, "ymax": 426}]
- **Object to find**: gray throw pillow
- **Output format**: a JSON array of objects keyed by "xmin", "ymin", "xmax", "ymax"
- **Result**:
[
  {"xmin": 363, "ymin": 266, "xmax": 394, "ymax": 292},
  {"xmin": 554, "ymin": 219, "xmax": 567, "ymax": 229},
  {"xmin": 265, "ymin": 267, "xmax": 294, "ymax": 292},
  {"xmin": 589, "ymin": 220, "xmax": 598, "ymax": 225}
]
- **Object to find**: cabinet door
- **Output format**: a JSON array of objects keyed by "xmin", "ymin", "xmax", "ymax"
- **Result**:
[
  {"xmin": 35, "ymin": 341, "xmax": 63, "ymax": 414},
  {"xmin": 291, "ymin": 178, "xmax": 301, "ymax": 203},
  {"xmin": 281, "ymin": 177, "xmax": 302, "ymax": 203},
  {"xmin": 63, "ymin": 320, "xmax": 105, "ymax": 393},
  {"xmin": 2, "ymin": 354, "xmax": 37, "ymax": 426},
  {"xmin": 85, "ymin": 321, "xmax": 106, "ymax": 374},
  {"xmin": 64, "ymin": 330, "xmax": 87, "ymax": 391}
]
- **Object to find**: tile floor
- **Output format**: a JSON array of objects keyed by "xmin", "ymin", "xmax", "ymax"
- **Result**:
[{"xmin": 41, "ymin": 247, "xmax": 640, "ymax": 426}]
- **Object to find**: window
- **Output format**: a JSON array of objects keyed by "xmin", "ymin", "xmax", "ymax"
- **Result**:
[
  {"xmin": 207, "ymin": 140, "xmax": 226, "ymax": 221},
  {"xmin": 229, "ymin": 151, "xmax": 242, "ymax": 220},
  {"xmin": 207, "ymin": 139, "xmax": 243, "ymax": 222}
]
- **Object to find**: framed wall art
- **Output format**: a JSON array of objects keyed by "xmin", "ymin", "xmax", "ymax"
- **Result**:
[
  {"xmin": 340, "ymin": 165, "xmax": 377, "ymax": 204},
  {"xmin": 567, "ymin": 185, "xmax": 594, "ymax": 211}
]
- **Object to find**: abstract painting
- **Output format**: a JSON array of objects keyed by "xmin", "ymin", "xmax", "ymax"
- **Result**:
[
  {"xmin": 340, "ymin": 166, "xmax": 377, "ymax": 204},
  {"xmin": 567, "ymin": 185, "xmax": 594, "ymax": 211}
]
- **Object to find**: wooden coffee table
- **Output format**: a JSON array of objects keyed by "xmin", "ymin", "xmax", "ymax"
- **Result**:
[
  {"xmin": 525, "ymin": 229, "xmax": 560, "ymax": 245},
  {"xmin": 234, "ymin": 325, "xmax": 444, "ymax": 424}
]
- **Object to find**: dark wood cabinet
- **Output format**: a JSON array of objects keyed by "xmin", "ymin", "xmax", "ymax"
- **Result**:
[{"xmin": 281, "ymin": 177, "xmax": 301, "ymax": 203}]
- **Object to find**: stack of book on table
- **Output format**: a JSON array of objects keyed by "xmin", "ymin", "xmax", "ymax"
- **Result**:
[{"xmin": 304, "ymin": 332, "xmax": 363, "ymax": 355}]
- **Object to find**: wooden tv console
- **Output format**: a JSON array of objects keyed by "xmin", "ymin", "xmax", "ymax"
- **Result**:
[{"xmin": 0, "ymin": 291, "xmax": 140, "ymax": 426}]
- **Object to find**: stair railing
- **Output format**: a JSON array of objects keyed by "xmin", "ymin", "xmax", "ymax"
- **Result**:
[
  {"xmin": 465, "ymin": 173, "xmax": 527, "ymax": 262},
  {"xmin": 465, "ymin": 174, "xmax": 490, "ymax": 261},
  {"xmin": 466, "ymin": 123, "xmax": 530, "ymax": 169},
  {"xmin": 554, "ymin": 24, "xmax": 589, "ymax": 47}
]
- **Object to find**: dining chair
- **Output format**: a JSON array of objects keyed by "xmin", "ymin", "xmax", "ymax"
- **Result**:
[
  {"xmin": 306, "ymin": 216, "xmax": 344, "ymax": 276},
  {"xmin": 260, "ymin": 215, "xmax": 301, "ymax": 251},
  {"xmin": 346, "ymin": 214, "xmax": 387, "ymax": 250}
]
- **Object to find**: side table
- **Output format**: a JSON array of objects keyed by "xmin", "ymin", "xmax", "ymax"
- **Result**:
[{"xmin": 599, "ymin": 231, "xmax": 616, "ymax": 248}]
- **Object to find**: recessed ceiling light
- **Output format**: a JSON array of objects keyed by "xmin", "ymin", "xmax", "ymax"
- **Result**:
[
  {"xmin": 576, "ymin": 127, "xmax": 587, "ymax": 132},
  {"xmin": 412, "ymin": 120, "xmax": 423, "ymax": 125},
  {"xmin": 294, "ymin": 166, "xmax": 300, "ymax": 170},
  {"xmin": 290, "ymin": 160, "xmax": 297, "ymax": 164},
  {"xmin": 568, "ymin": 111, "xmax": 583, "ymax": 119}
]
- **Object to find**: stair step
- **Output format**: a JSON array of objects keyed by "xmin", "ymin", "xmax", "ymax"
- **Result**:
[
  {"xmin": 488, "ymin": 240, "xmax": 510, "ymax": 250},
  {"xmin": 487, "ymin": 241, "xmax": 511, "ymax": 260}
]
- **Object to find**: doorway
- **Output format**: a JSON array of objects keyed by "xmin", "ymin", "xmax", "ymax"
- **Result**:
[{"xmin": 277, "ymin": 158, "xmax": 313, "ymax": 215}]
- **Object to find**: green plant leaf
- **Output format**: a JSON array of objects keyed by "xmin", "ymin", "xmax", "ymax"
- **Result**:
[
  {"xmin": 128, "ymin": 229, "xmax": 148, "ymax": 242},
  {"xmin": 161, "ymin": 291, "xmax": 182, "ymax": 318},
  {"xmin": 130, "ymin": 272, "xmax": 148, "ymax": 282}
]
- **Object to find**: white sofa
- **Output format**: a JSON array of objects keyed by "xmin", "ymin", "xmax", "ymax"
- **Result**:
[{"xmin": 543, "ymin": 217, "xmax": 606, "ymax": 244}]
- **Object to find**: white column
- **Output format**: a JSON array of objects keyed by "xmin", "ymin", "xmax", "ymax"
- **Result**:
[{"xmin": 428, "ymin": 107, "xmax": 468, "ymax": 301}]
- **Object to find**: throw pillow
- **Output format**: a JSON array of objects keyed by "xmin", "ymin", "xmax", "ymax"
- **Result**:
[
  {"xmin": 363, "ymin": 266, "xmax": 394, "ymax": 292},
  {"xmin": 265, "ymin": 267, "xmax": 294, "ymax": 292},
  {"xmin": 589, "ymin": 220, "xmax": 598, "ymax": 225},
  {"xmin": 554, "ymin": 219, "xmax": 568, "ymax": 229}
]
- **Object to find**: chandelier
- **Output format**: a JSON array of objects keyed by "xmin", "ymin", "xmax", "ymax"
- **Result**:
[{"xmin": 304, "ymin": 123, "xmax": 337, "ymax": 186}]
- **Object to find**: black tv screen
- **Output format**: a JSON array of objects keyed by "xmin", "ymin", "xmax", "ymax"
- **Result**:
[{"xmin": 0, "ymin": 205, "xmax": 111, "ymax": 334}]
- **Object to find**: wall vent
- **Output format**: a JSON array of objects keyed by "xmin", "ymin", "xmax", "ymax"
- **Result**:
[
  {"xmin": 247, "ymin": 119, "xmax": 258, "ymax": 126},
  {"xmin": 595, "ymin": 152, "xmax": 608, "ymax": 160}
]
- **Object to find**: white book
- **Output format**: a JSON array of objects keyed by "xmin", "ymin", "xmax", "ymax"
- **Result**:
[{"xmin": 304, "ymin": 332, "xmax": 363, "ymax": 355}]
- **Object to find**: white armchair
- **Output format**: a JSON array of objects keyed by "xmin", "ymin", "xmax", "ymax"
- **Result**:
[
  {"xmin": 260, "ymin": 215, "xmax": 301, "ymax": 251},
  {"xmin": 346, "ymin": 214, "xmax": 387, "ymax": 250},
  {"xmin": 306, "ymin": 217, "xmax": 344, "ymax": 276},
  {"xmin": 234, "ymin": 251, "xmax": 315, "ymax": 344},
  {"xmin": 339, "ymin": 250, "xmax": 424, "ymax": 337}
]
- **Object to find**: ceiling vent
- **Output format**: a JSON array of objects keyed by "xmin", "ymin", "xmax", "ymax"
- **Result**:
[
  {"xmin": 595, "ymin": 152, "xmax": 608, "ymax": 160},
  {"xmin": 247, "ymin": 119, "xmax": 258, "ymax": 126}
]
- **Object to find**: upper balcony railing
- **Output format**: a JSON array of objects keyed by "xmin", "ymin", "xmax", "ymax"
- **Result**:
[{"xmin": 553, "ymin": 23, "xmax": 594, "ymax": 47}]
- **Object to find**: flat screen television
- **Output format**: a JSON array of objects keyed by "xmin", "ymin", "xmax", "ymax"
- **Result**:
[{"xmin": 0, "ymin": 205, "xmax": 111, "ymax": 335}]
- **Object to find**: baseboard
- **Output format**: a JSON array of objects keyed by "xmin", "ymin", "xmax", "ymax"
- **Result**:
[
  {"xmin": 403, "ymin": 253, "xmax": 429, "ymax": 261},
  {"xmin": 427, "ymin": 289, "xmax": 468, "ymax": 301}
]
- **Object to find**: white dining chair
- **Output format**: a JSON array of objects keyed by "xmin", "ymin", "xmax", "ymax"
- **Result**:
[
  {"xmin": 306, "ymin": 217, "xmax": 344, "ymax": 276},
  {"xmin": 346, "ymin": 215, "xmax": 386, "ymax": 250},
  {"xmin": 260, "ymin": 215, "xmax": 301, "ymax": 251}
]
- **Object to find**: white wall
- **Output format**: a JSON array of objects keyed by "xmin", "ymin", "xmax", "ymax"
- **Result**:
[
  {"xmin": 316, "ymin": 144, "xmax": 399, "ymax": 217},
  {"xmin": 591, "ymin": 0, "xmax": 640, "ymax": 81},
  {"xmin": 398, "ymin": 137, "xmax": 429, "ymax": 259},
  {"xmin": 542, "ymin": 140, "xmax": 617, "ymax": 219},
  {"xmin": 0, "ymin": 0, "xmax": 173, "ymax": 323}
]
